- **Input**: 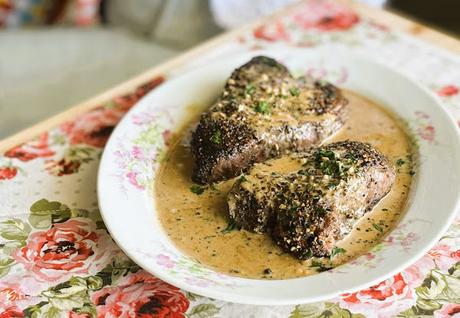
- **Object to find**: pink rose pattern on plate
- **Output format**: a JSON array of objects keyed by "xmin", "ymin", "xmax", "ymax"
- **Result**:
[
  {"xmin": 1, "ymin": 1, "xmax": 460, "ymax": 317},
  {"xmin": 112, "ymin": 108, "xmax": 174, "ymax": 193}
]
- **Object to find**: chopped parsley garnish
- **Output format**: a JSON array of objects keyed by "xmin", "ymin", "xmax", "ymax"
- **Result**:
[
  {"xmin": 209, "ymin": 184, "xmax": 220, "ymax": 193},
  {"xmin": 330, "ymin": 247, "xmax": 346, "ymax": 260},
  {"xmin": 313, "ymin": 149, "xmax": 355, "ymax": 179},
  {"xmin": 315, "ymin": 149, "xmax": 340, "ymax": 176},
  {"xmin": 190, "ymin": 184, "xmax": 205, "ymax": 195},
  {"xmin": 372, "ymin": 223, "xmax": 383, "ymax": 233},
  {"xmin": 221, "ymin": 220, "xmax": 240, "ymax": 234},
  {"xmin": 344, "ymin": 152, "xmax": 357, "ymax": 161},
  {"xmin": 316, "ymin": 149, "xmax": 336, "ymax": 162},
  {"xmin": 210, "ymin": 130, "xmax": 222, "ymax": 144},
  {"xmin": 239, "ymin": 175, "xmax": 248, "ymax": 183},
  {"xmin": 314, "ymin": 206, "xmax": 326, "ymax": 216},
  {"xmin": 289, "ymin": 87, "xmax": 300, "ymax": 96},
  {"xmin": 396, "ymin": 159, "xmax": 405, "ymax": 166},
  {"xmin": 255, "ymin": 101, "xmax": 271, "ymax": 114},
  {"xmin": 245, "ymin": 83, "xmax": 255, "ymax": 95}
]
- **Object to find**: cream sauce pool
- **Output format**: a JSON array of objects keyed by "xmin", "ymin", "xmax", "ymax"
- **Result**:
[{"xmin": 155, "ymin": 90, "xmax": 414, "ymax": 279}]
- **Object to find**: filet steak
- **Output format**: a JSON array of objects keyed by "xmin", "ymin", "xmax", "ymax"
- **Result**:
[
  {"xmin": 191, "ymin": 56, "xmax": 348, "ymax": 184},
  {"xmin": 227, "ymin": 141, "xmax": 396, "ymax": 259}
]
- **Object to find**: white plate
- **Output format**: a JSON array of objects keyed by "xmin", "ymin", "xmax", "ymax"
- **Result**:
[{"xmin": 98, "ymin": 48, "xmax": 460, "ymax": 305}]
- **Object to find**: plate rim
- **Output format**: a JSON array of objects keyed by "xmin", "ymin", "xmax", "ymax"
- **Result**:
[{"xmin": 98, "ymin": 48, "xmax": 460, "ymax": 305}]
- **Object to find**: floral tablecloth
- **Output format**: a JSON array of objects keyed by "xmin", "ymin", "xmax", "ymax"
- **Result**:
[{"xmin": 1, "ymin": 1, "xmax": 460, "ymax": 317}]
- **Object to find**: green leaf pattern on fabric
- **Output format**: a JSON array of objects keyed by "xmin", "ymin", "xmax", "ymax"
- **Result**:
[
  {"xmin": 187, "ymin": 303, "xmax": 221, "ymax": 318},
  {"xmin": 2, "ymin": 4, "xmax": 460, "ymax": 315},
  {"xmin": 0, "ymin": 218, "xmax": 31, "ymax": 241},
  {"xmin": 29, "ymin": 199, "xmax": 71, "ymax": 228},
  {"xmin": 0, "ymin": 253, "xmax": 15, "ymax": 278},
  {"xmin": 398, "ymin": 262, "xmax": 460, "ymax": 317},
  {"xmin": 24, "ymin": 276, "xmax": 101, "ymax": 318},
  {"xmin": 289, "ymin": 303, "xmax": 365, "ymax": 318}
]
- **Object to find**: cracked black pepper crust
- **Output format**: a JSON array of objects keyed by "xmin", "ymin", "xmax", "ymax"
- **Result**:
[
  {"xmin": 227, "ymin": 140, "xmax": 396, "ymax": 259},
  {"xmin": 191, "ymin": 56, "xmax": 348, "ymax": 184}
]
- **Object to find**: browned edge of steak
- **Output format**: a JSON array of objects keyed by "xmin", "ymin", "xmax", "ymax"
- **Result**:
[
  {"xmin": 227, "ymin": 140, "xmax": 396, "ymax": 259},
  {"xmin": 191, "ymin": 56, "xmax": 348, "ymax": 184}
]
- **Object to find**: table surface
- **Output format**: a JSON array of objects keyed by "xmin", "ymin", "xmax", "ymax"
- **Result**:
[
  {"xmin": 1, "ymin": 0, "xmax": 460, "ymax": 153},
  {"xmin": 1, "ymin": 1, "xmax": 460, "ymax": 317}
]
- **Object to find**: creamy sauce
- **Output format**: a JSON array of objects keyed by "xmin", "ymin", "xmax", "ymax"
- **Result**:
[{"xmin": 155, "ymin": 90, "xmax": 414, "ymax": 279}]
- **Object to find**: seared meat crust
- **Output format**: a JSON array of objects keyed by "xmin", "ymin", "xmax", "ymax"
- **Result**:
[
  {"xmin": 227, "ymin": 141, "xmax": 396, "ymax": 259},
  {"xmin": 191, "ymin": 56, "xmax": 348, "ymax": 184}
]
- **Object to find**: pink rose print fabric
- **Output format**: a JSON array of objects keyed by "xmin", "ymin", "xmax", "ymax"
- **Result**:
[
  {"xmin": 13, "ymin": 219, "xmax": 109, "ymax": 282},
  {"xmin": 437, "ymin": 85, "xmax": 459, "ymax": 97},
  {"xmin": 92, "ymin": 271, "xmax": 189, "ymax": 318},
  {"xmin": 5, "ymin": 132, "xmax": 54, "ymax": 162},
  {"xmin": 1, "ymin": 1, "xmax": 460, "ymax": 317},
  {"xmin": 292, "ymin": 1, "xmax": 359, "ymax": 31}
]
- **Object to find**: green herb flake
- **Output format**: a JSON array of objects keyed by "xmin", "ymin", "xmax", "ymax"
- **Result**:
[
  {"xmin": 310, "ymin": 260, "xmax": 332, "ymax": 272},
  {"xmin": 239, "ymin": 175, "xmax": 248, "ymax": 183},
  {"xmin": 409, "ymin": 170, "xmax": 416, "ymax": 176},
  {"xmin": 289, "ymin": 87, "xmax": 300, "ymax": 96},
  {"xmin": 344, "ymin": 152, "xmax": 357, "ymax": 162},
  {"xmin": 327, "ymin": 182, "xmax": 337, "ymax": 189},
  {"xmin": 315, "ymin": 149, "xmax": 338, "ymax": 175},
  {"xmin": 245, "ymin": 83, "xmax": 255, "ymax": 95},
  {"xmin": 209, "ymin": 184, "xmax": 220, "ymax": 193},
  {"xmin": 318, "ymin": 79, "xmax": 329, "ymax": 86},
  {"xmin": 298, "ymin": 169, "xmax": 309, "ymax": 176},
  {"xmin": 255, "ymin": 101, "xmax": 271, "ymax": 115},
  {"xmin": 210, "ymin": 130, "xmax": 222, "ymax": 144},
  {"xmin": 190, "ymin": 184, "xmax": 205, "ymax": 195},
  {"xmin": 396, "ymin": 159, "xmax": 405, "ymax": 166},
  {"xmin": 221, "ymin": 220, "xmax": 240, "ymax": 234},
  {"xmin": 330, "ymin": 247, "xmax": 346, "ymax": 259},
  {"xmin": 372, "ymin": 223, "xmax": 383, "ymax": 233},
  {"xmin": 314, "ymin": 206, "xmax": 326, "ymax": 216}
]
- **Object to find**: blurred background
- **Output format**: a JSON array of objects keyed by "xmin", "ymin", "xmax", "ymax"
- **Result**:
[{"xmin": 0, "ymin": 0, "xmax": 459, "ymax": 139}]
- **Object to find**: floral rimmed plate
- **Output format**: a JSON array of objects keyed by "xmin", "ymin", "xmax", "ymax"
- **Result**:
[{"xmin": 97, "ymin": 48, "xmax": 460, "ymax": 305}]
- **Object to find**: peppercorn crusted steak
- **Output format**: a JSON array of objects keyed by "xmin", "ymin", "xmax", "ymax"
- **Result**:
[
  {"xmin": 191, "ymin": 56, "xmax": 348, "ymax": 184},
  {"xmin": 227, "ymin": 141, "xmax": 396, "ymax": 259}
]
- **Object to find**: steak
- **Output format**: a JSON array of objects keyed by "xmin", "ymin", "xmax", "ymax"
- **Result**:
[
  {"xmin": 227, "ymin": 141, "xmax": 395, "ymax": 259},
  {"xmin": 191, "ymin": 56, "xmax": 348, "ymax": 184}
]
